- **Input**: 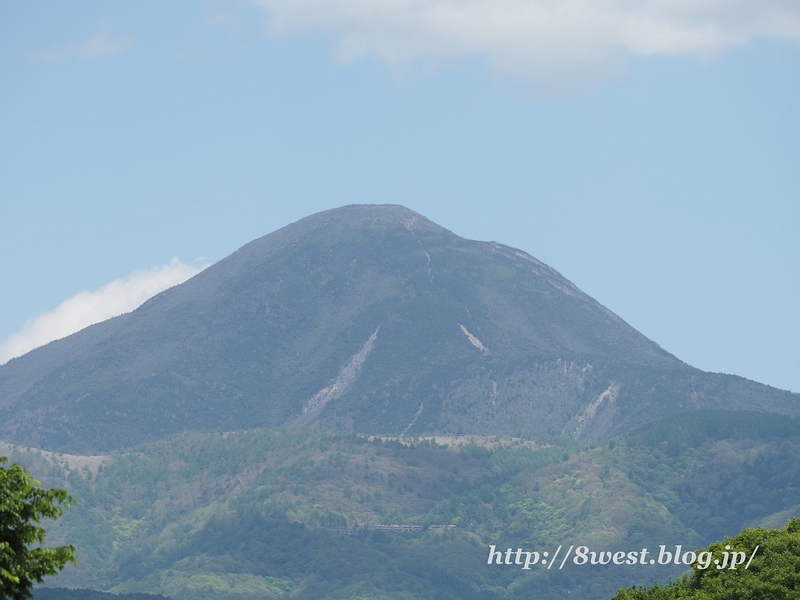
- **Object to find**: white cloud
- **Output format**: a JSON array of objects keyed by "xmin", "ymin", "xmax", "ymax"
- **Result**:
[
  {"xmin": 0, "ymin": 259, "xmax": 204, "ymax": 364},
  {"xmin": 28, "ymin": 18, "xmax": 136, "ymax": 63},
  {"xmin": 253, "ymin": 0, "xmax": 800, "ymax": 93}
]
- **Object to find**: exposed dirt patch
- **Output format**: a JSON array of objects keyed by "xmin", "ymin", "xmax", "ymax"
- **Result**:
[
  {"xmin": 369, "ymin": 434, "xmax": 546, "ymax": 451},
  {"xmin": 0, "ymin": 440, "xmax": 111, "ymax": 473}
]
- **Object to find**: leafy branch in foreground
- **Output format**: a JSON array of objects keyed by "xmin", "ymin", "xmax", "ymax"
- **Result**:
[
  {"xmin": 611, "ymin": 517, "xmax": 800, "ymax": 599},
  {"xmin": 1, "ymin": 457, "xmax": 77, "ymax": 600}
]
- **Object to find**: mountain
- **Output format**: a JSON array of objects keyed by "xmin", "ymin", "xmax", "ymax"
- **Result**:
[
  {"xmin": 0, "ymin": 204, "xmax": 797, "ymax": 452},
  {"xmin": 12, "ymin": 412, "xmax": 800, "ymax": 600}
]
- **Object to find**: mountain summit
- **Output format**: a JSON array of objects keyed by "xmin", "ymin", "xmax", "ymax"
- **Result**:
[{"xmin": 1, "ymin": 205, "xmax": 797, "ymax": 452}]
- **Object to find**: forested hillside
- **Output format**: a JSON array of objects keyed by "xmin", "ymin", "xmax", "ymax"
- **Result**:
[{"xmin": 6, "ymin": 410, "xmax": 799, "ymax": 599}]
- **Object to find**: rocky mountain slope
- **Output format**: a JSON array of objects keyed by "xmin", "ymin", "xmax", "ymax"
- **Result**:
[{"xmin": 1, "ymin": 205, "xmax": 796, "ymax": 452}]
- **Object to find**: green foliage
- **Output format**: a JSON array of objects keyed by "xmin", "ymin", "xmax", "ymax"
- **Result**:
[
  {"xmin": 626, "ymin": 410, "xmax": 800, "ymax": 456},
  {"xmin": 611, "ymin": 518, "xmax": 800, "ymax": 599},
  {"xmin": 623, "ymin": 413, "xmax": 800, "ymax": 542},
  {"xmin": 0, "ymin": 457, "xmax": 77, "ymax": 600},
  {"xmin": 8, "ymin": 417, "xmax": 800, "ymax": 600}
]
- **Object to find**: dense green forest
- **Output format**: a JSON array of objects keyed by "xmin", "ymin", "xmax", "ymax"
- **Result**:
[{"xmin": 5, "ymin": 410, "xmax": 799, "ymax": 599}]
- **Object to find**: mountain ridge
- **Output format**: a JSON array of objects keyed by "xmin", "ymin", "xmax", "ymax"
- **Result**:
[{"xmin": 1, "ymin": 204, "xmax": 797, "ymax": 452}]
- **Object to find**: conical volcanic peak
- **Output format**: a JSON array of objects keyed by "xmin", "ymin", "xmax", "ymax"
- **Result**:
[
  {"xmin": 1, "ymin": 205, "xmax": 797, "ymax": 452},
  {"xmin": 149, "ymin": 204, "xmax": 456, "ymax": 309},
  {"xmin": 228, "ymin": 204, "xmax": 452, "ymax": 265},
  {"xmin": 290, "ymin": 204, "xmax": 451, "ymax": 234}
]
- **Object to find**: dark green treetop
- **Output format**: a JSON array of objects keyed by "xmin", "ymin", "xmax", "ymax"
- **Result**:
[
  {"xmin": 611, "ymin": 517, "xmax": 800, "ymax": 599},
  {"xmin": 0, "ymin": 457, "xmax": 77, "ymax": 600}
]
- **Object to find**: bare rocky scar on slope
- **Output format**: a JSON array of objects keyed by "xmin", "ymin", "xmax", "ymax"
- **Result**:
[{"xmin": 0, "ymin": 204, "xmax": 798, "ymax": 454}]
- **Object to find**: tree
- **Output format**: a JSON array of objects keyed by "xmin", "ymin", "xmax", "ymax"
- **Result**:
[
  {"xmin": 0, "ymin": 457, "xmax": 77, "ymax": 600},
  {"xmin": 611, "ymin": 517, "xmax": 800, "ymax": 599}
]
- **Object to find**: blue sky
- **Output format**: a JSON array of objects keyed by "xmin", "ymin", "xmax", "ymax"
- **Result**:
[{"xmin": 1, "ymin": 1, "xmax": 799, "ymax": 392}]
